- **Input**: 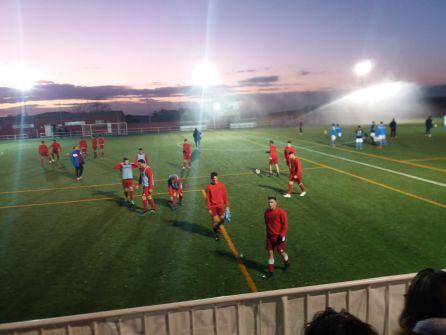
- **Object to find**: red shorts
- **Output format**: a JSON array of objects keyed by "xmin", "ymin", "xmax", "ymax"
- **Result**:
[
  {"xmin": 122, "ymin": 179, "xmax": 133, "ymax": 189},
  {"xmin": 169, "ymin": 187, "xmax": 183, "ymax": 198},
  {"xmin": 183, "ymin": 153, "xmax": 191, "ymax": 160},
  {"xmin": 92, "ymin": 146, "xmax": 98, "ymax": 151},
  {"xmin": 81, "ymin": 148, "xmax": 87, "ymax": 152},
  {"xmin": 269, "ymin": 157, "xmax": 278, "ymax": 165},
  {"xmin": 142, "ymin": 186, "xmax": 152, "ymax": 197},
  {"xmin": 266, "ymin": 235, "xmax": 286, "ymax": 252},
  {"xmin": 99, "ymin": 145, "xmax": 104, "ymax": 149},
  {"xmin": 40, "ymin": 153, "xmax": 49, "ymax": 157},
  {"xmin": 209, "ymin": 206, "xmax": 224, "ymax": 217},
  {"xmin": 289, "ymin": 173, "xmax": 302, "ymax": 183}
]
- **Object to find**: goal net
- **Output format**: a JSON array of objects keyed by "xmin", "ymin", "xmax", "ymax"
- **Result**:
[{"xmin": 81, "ymin": 122, "xmax": 128, "ymax": 136}]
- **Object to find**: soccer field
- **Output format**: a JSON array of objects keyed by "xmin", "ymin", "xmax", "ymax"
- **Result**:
[{"xmin": 1, "ymin": 123, "xmax": 445, "ymax": 323}]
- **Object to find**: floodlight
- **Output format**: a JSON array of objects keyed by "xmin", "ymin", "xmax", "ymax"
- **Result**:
[
  {"xmin": 0, "ymin": 65, "xmax": 35, "ymax": 91},
  {"xmin": 353, "ymin": 60, "xmax": 374, "ymax": 77},
  {"xmin": 344, "ymin": 82, "xmax": 404, "ymax": 103},
  {"xmin": 192, "ymin": 62, "xmax": 221, "ymax": 87},
  {"xmin": 213, "ymin": 102, "xmax": 221, "ymax": 112}
]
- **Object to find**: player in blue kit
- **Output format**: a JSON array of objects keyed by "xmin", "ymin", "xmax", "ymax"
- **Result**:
[
  {"xmin": 330, "ymin": 124, "xmax": 337, "ymax": 147},
  {"xmin": 336, "ymin": 123, "xmax": 343, "ymax": 139},
  {"xmin": 377, "ymin": 121, "xmax": 387, "ymax": 148},
  {"xmin": 355, "ymin": 126, "xmax": 364, "ymax": 150}
]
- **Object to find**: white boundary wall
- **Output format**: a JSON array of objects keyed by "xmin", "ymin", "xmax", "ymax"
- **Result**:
[{"xmin": 0, "ymin": 271, "xmax": 424, "ymax": 335}]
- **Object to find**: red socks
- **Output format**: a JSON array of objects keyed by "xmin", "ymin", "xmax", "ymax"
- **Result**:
[{"xmin": 288, "ymin": 184, "xmax": 293, "ymax": 194}]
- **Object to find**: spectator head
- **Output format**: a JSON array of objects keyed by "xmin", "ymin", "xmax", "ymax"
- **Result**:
[
  {"xmin": 305, "ymin": 308, "xmax": 378, "ymax": 335},
  {"xmin": 399, "ymin": 268, "xmax": 446, "ymax": 332}
]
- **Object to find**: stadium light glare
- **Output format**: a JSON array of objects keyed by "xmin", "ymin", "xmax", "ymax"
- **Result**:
[
  {"xmin": 0, "ymin": 65, "xmax": 35, "ymax": 91},
  {"xmin": 192, "ymin": 62, "xmax": 221, "ymax": 87},
  {"xmin": 213, "ymin": 102, "xmax": 221, "ymax": 112},
  {"xmin": 353, "ymin": 60, "xmax": 374, "ymax": 77},
  {"xmin": 343, "ymin": 82, "xmax": 404, "ymax": 103}
]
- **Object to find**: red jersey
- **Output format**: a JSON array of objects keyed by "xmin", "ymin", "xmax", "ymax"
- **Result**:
[
  {"xmin": 92, "ymin": 138, "xmax": 98, "ymax": 148},
  {"xmin": 38, "ymin": 144, "xmax": 49, "ymax": 155},
  {"xmin": 269, "ymin": 144, "xmax": 278, "ymax": 159},
  {"xmin": 183, "ymin": 142, "xmax": 191, "ymax": 155},
  {"xmin": 205, "ymin": 182, "xmax": 229, "ymax": 209},
  {"xmin": 284, "ymin": 145, "xmax": 296, "ymax": 160},
  {"xmin": 79, "ymin": 139, "xmax": 87, "ymax": 149},
  {"xmin": 98, "ymin": 137, "xmax": 105, "ymax": 146},
  {"xmin": 49, "ymin": 142, "xmax": 61, "ymax": 153},
  {"xmin": 290, "ymin": 157, "xmax": 302, "ymax": 176},
  {"xmin": 264, "ymin": 207, "xmax": 288, "ymax": 237}
]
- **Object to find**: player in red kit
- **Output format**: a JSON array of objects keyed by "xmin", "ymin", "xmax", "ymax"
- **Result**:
[
  {"xmin": 79, "ymin": 137, "xmax": 88, "ymax": 158},
  {"xmin": 38, "ymin": 141, "xmax": 53, "ymax": 165},
  {"xmin": 113, "ymin": 158, "xmax": 138, "ymax": 205},
  {"xmin": 267, "ymin": 140, "xmax": 280, "ymax": 176},
  {"xmin": 98, "ymin": 135, "xmax": 105, "ymax": 156},
  {"xmin": 205, "ymin": 172, "xmax": 230, "ymax": 241},
  {"xmin": 283, "ymin": 152, "xmax": 306, "ymax": 198},
  {"xmin": 136, "ymin": 159, "xmax": 156, "ymax": 215},
  {"xmin": 91, "ymin": 135, "xmax": 98, "ymax": 159},
  {"xmin": 182, "ymin": 138, "xmax": 192, "ymax": 170},
  {"xmin": 134, "ymin": 147, "xmax": 149, "ymax": 165},
  {"xmin": 168, "ymin": 174, "xmax": 183, "ymax": 211},
  {"xmin": 262, "ymin": 196, "xmax": 290, "ymax": 279},
  {"xmin": 284, "ymin": 141, "xmax": 296, "ymax": 171},
  {"xmin": 49, "ymin": 139, "xmax": 62, "ymax": 161}
]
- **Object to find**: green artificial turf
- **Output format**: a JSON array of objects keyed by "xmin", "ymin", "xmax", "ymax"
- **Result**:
[{"xmin": 0, "ymin": 123, "xmax": 445, "ymax": 323}]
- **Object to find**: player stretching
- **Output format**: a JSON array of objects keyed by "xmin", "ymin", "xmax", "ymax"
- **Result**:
[
  {"xmin": 267, "ymin": 140, "xmax": 280, "ymax": 176},
  {"xmin": 182, "ymin": 138, "xmax": 192, "ymax": 170},
  {"xmin": 262, "ymin": 196, "xmax": 290, "ymax": 279},
  {"xmin": 168, "ymin": 174, "xmax": 183, "ymax": 211},
  {"xmin": 38, "ymin": 141, "xmax": 54, "ymax": 165},
  {"xmin": 205, "ymin": 172, "xmax": 230, "ymax": 241},
  {"xmin": 355, "ymin": 126, "xmax": 364, "ymax": 150},
  {"xmin": 49, "ymin": 139, "xmax": 62, "ymax": 162},
  {"xmin": 136, "ymin": 159, "xmax": 156, "ymax": 215},
  {"xmin": 283, "ymin": 152, "xmax": 306, "ymax": 198},
  {"xmin": 79, "ymin": 137, "xmax": 88, "ymax": 158},
  {"xmin": 114, "ymin": 158, "xmax": 138, "ymax": 205},
  {"xmin": 283, "ymin": 141, "xmax": 296, "ymax": 171},
  {"xmin": 134, "ymin": 147, "xmax": 149, "ymax": 164},
  {"xmin": 98, "ymin": 135, "xmax": 105, "ymax": 156},
  {"xmin": 92, "ymin": 135, "xmax": 98, "ymax": 158}
]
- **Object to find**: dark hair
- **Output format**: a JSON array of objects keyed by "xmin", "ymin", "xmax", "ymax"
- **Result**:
[
  {"xmin": 305, "ymin": 308, "xmax": 378, "ymax": 335},
  {"xmin": 123, "ymin": 157, "xmax": 129, "ymax": 161},
  {"xmin": 210, "ymin": 172, "xmax": 218, "ymax": 178},
  {"xmin": 138, "ymin": 159, "xmax": 145, "ymax": 164},
  {"xmin": 139, "ymin": 147, "xmax": 143, "ymax": 150},
  {"xmin": 399, "ymin": 268, "xmax": 446, "ymax": 332},
  {"xmin": 287, "ymin": 141, "xmax": 291, "ymax": 144},
  {"xmin": 41, "ymin": 141, "xmax": 45, "ymax": 144},
  {"xmin": 53, "ymin": 139, "xmax": 56, "ymax": 141},
  {"xmin": 270, "ymin": 140, "xmax": 274, "ymax": 144},
  {"xmin": 268, "ymin": 196, "xmax": 277, "ymax": 201}
]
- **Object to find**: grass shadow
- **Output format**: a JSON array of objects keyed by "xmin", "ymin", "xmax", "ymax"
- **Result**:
[
  {"xmin": 215, "ymin": 250, "xmax": 267, "ymax": 274},
  {"xmin": 257, "ymin": 184, "xmax": 285, "ymax": 194},
  {"xmin": 168, "ymin": 220, "xmax": 212, "ymax": 238}
]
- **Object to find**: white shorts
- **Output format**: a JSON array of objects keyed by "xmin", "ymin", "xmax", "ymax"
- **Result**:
[
  {"xmin": 331, "ymin": 135, "xmax": 336, "ymax": 141},
  {"xmin": 356, "ymin": 138, "xmax": 363, "ymax": 143},
  {"xmin": 370, "ymin": 132, "xmax": 375, "ymax": 138},
  {"xmin": 338, "ymin": 133, "xmax": 342, "ymax": 138},
  {"xmin": 378, "ymin": 134, "xmax": 386, "ymax": 141}
]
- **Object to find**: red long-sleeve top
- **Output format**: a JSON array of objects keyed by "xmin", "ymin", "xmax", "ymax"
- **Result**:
[
  {"xmin": 205, "ymin": 182, "xmax": 229, "ymax": 209},
  {"xmin": 264, "ymin": 207, "xmax": 288, "ymax": 237},
  {"xmin": 269, "ymin": 144, "xmax": 278, "ymax": 159},
  {"xmin": 284, "ymin": 145, "xmax": 296, "ymax": 160},
  {"xmin": 290, "ymin": 157, "xmax": 302, "ymax": 176}
]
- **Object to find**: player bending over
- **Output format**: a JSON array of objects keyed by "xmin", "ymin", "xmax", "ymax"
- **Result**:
[
  {"xmin": 355, "ymin": 126, "xmax": 364, "ymax": 150},
  {"xmin": 38, "ymin": 141, "xmax": 54, "ymax": 165},
  {"xmin": 267, "ymin": 140, "xmax": 280, "ymax": 176},
  {"xmin": 283, "ymin": 152, "xmax": 306, "ymax": 198},
  {"xmin": 136, "ymin": 159, "xmax": 156, "ymax": 215},
  {"xmin": 262, "ymin": 196, "xmax": 290, "ymax": 279},
  {"xmin": 205, "ymin": 172, "xmax": 230, "ymax": 241},
  {"xmin": 134, "ymin": 147, "xmax": 149, "ymax": 165},
  {"xmin": 114, "ymin": 158, "xmax": 138, "ymax": 205},
  {"xmin": 182, "ymin": 138, "xmax": 192, "ymax": 170},
  {"xmin": 98, "ymin": 135, "xmax": 105, "ymax": 156},
  {"xmin": 283, "ymin": 141, "xmax": 296, "ymax": 171},
  {"xmin": 49, "ymin": 139, "xmax": 62, "ymax": 161},
  {"xmin": 168, "ymin": 174, "xmax": 183, "ymax": 211}
]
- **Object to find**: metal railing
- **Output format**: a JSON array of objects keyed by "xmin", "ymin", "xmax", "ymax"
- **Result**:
[{"xmin": 0, "ymin": 271, "xmax": 420, "ymax": 335}]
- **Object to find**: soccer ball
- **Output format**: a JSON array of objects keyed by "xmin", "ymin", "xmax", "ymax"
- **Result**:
[{"xmin": 255, "ymin": 168, "xmax": 260, "ymax": 175}]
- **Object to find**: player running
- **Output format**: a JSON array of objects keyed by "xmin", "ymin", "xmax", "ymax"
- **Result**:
[
  {"xmin": 182, "ymin": 138, "xmax": 192, "ymax": 170},
  {"xmin": 134, "ymin": 147, "xmax": 149, "ymax": 165},
  {"xmin": 267, "ymin": 140, "xmax": 280, "ymax": 176},
  {"xmin": 355, "ymin": 126, "xmax": 364, "ymax": 150},
  {"xmin": 262, "ymin": 196, "xmax": 290, "ymax": 279},
  {"xmin": 49, "ymin": 139, "xmax": 62, "ymax": 162},
  {"xmin": 205, "ymin": 172, "xmax": 230, "ymax": 241},
  {"xmin": 70, "ymin": 146, "xmax": 85, "ymax": 181},
  {"xmin": 283, "ymin": 141, "xmax": 296, "ymax": 171},
  {"xmin": 38, "ymin": 141, "xmax": 54, "ymax": 165},
  {"xmin": 283, "ymin": 152, "xmax": 306, "ymax": 198},
  {"xmin": 114, "ymin": 158, "xmax": 138, "ymax": 205},
  {"xmin": 193, "ymin": 128, "xmax": 202, "ymax": 148},
  {"xmin": 136, "ymin": 159, "xmax": 156, "ymax": 215},
  {"xmin": 91, "ymin": 135, "xmax": 98, "ymax": 158},
  {"xmin": 79, "ymin": 137, "xmax": 88, "ymax": 158},
  {"xmin": 98, "ymin": 135, "xmax": 105, "ymax": 156},
  {"xmin": 168, "ymin": 174, "xmax": 183, "ymax": 211},
  {"xmin": 330, "ymin": 124, "xmax": 337, "ymax": 147}
]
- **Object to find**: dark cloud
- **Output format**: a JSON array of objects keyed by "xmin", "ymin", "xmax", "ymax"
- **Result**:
[
  {"xmin": 298, "ymin": 70, "xmax": 327, "ymax": 76},
  {"xmin": 239, "ymin": 75, "xmax": 279, "ymax": 87},
  {"xmin": 236, "ymin": 67, "xmax": 270, "ymax": 74}
]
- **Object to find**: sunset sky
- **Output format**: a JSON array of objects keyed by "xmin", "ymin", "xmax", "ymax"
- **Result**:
[{"xmin": 1, "ymin": 0, "xmax": 446, "ymax": 114}]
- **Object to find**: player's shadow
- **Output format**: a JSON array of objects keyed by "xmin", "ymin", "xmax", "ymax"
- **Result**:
[
  {"xmin": 215, "ymin": 250, "xmax": 267, "ymax": 274},
  {"xmin": 90, "ymin": 189, "xmax": 132, "ymax": 208},
  {"xmin": 191, "ymin": 150, "xmax": 200, "ymax": 162},
  {"xmin": 167, "ymin": 162, "xmax": 179, "ymax": 169},
  {"xmin": 155, "ymin": 198, "xmax": 171, "ymax": 208},
  {"xmin": 168, "ymin": 220, "xmax": 212, "ymax": 238},
  {"xmin": 258, "ymin": 184, "xmax": 285, "ymax": 194}
]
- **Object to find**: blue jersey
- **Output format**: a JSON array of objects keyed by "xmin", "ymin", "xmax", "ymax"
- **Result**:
[
  {"xmin": 70, "ymin": 150, "xmax": 83, "ymax": 168},
  {"xmin": 330, "ymin": 127, "xmax": 336, "ymax": 136},
  {"xmin": 377, "ymin": 124, "xmax": 386, "ymax": 135},
  {"xmin": 337, "ymin": 126, "xmax": 342, "ymax": 133},
  {"xmin": 370, "ymin": 125, "xmax": 376, "ymax": 133},
  {"xmin": 355, "ymin": 129, "xmax": 364, "ymax": 138}
]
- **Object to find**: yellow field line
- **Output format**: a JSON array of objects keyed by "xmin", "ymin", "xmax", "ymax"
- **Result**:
[
  {"xmin": 200, "ymin": 190, "xmax": 258, "ymax": 292},
  {"xmin": 234, "ymin": 132, "xmax": 446, "ymax": 210},
  {"xmin": 404, "ymin": 156, "xmax": 446, "ymax": 162}
]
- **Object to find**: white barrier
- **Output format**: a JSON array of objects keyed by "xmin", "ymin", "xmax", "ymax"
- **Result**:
[
  {"xmin": 229, "ymin": 122, "xmax": 257, "ymax": 129},
  {"xmin": 0, "ymin": 271, "xmax": 422, "ymax": 335},
  {"xmin": 179, "ymin": 125, "xmax": 208, "ymax": 132}
]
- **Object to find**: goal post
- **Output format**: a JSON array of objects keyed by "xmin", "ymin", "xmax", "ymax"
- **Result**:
[{"xmin": 81, "ymin": 122, "xmax": 128, "ymax": 136}]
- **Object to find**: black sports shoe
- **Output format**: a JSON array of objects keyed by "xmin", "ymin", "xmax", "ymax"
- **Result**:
[
  {"xmin": 262, "ymin": 272, "xmax": 274, "ymax": 279},
  {"xmin": 283, "ymin": 261, "xmax": 290, "ymax": 272},
  {"xmin": 215, "ymin": 233, "xmax": 220, "ymax": 241}
]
